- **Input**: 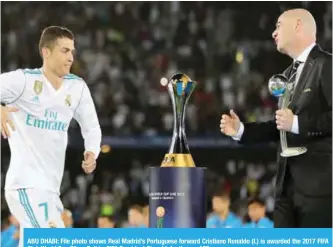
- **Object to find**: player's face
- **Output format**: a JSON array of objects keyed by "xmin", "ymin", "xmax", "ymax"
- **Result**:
[
  {"xmin": 144, "ymin": 213, "xmax": 149, "ymax": 226},
  {"xmin": 48, "ymin": 37, "xmax": 75, "ymax": 77},
  {"xmin": 212, "ymin": 196, "xmax": 230, "ymax": 213},
  {"xmin": 248, "ymin": 203, "xmax": 265, "ymax": 222},
  {"xmin": 128, "ymin": 209, "xmax": 142, "ymax": 226},
  {"xmin": 272, "ymin": 14, "xmax": 296, "ymax": 54},
  {"xmin": 143, "ymin": 208, "xmax": 149, "ymax": 226}
]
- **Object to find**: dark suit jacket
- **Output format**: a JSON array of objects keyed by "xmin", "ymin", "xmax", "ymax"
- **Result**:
[{"xmin": 239, "ymin": 44, "xmax": 332, "ymax": 197}]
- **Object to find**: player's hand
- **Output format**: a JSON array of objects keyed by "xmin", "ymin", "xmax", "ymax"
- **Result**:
[
  {"xmin": 275, "ymin": 109, "xmax": 294, "ymax": 132},
  {"xmin": 220, "ymin": 110, "xmax": 241, "ymax": 137},
  {"xmin": 82, "ymin": 151, "xmax": 96, "ymax": 174},
  {"xmin": 1, "ymin": 105, "xmax": 19, "ymax": 139}
]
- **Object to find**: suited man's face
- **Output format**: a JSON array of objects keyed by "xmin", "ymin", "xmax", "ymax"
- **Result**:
[{"xmin": 272, "ymin": 13, "xmax": 297, "ymax": 54}]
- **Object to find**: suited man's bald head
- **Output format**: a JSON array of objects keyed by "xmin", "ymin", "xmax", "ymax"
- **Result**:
[
  {"xmin": 272, "ymin": 8, "xmax": 317, "ymax": 59},
  {"xmin": 283, "ymin": 9, "xmax": 317, "ymax": 38}
]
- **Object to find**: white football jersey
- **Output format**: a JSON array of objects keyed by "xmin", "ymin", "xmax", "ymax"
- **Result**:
[{"xmin": 1, "ymin": 68, "xmax": 102, "ymax": 194}]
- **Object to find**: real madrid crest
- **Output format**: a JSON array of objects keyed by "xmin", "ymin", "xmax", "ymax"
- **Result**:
[
  {"xmin": 33, "ymin": 80, "xmax": 43, "ymax": 95},
  {"xmin": 65, "ymin": 94, "xmax": 71, "ymax": 107}
]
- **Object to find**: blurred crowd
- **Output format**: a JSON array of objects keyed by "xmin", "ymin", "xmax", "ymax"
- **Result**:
[
  {"xmin": 2, "ymin": 2, "xmax": 331, "ymax": 137},
  {"xmin": 1, "ymin": 1, "xmax": 332, "ymax": 243}
]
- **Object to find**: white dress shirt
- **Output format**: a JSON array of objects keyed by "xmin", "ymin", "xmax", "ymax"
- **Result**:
[{"xmin": 233, "ymin": 43, "xmax": 316, "ymax": 141}]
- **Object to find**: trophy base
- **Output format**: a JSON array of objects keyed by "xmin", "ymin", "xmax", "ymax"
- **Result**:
[
  {"xmin": 149, "ymin": 167, "xmax": 206, "ymax": 228},
  {"xmin": 281, "ymin": 147, "xmax": 307, "ymax": 157}
]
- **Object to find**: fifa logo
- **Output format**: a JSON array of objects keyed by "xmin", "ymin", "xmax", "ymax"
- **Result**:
[{"xmin": 156, "ymin": 206, "xmax": 165, "ymax": 228}]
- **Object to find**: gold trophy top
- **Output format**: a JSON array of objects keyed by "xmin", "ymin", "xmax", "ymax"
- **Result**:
[{"xmin": 169, "ymin": 73, "xmax": 196, "ymax": 105}]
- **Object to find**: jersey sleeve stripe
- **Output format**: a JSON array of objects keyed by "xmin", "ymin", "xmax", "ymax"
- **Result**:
[
  {"xmin": 64, "ymin": 74, "xmax": 83, "ymax": 80},
  {"xmin": 23, "ymin": 69, "xmax": 42, "ymax": 75}
]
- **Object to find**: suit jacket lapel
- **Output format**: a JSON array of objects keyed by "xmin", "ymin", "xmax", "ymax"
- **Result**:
[{"xmin": 290, "ymin": 45, "xmax": 320, "ymax": 112}]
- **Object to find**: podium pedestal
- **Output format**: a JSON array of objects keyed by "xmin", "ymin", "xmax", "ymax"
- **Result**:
[{"xmin": 149, "ymin": 167, "xmax": 206, "ymax": 228}]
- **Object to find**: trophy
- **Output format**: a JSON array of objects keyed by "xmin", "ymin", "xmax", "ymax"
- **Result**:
[
  {"xmin": 148, "ymin": 73, "xmax": 206, "ymax": 228},
  {"xmin": 160, "ymin": 73, "xmax": 196, "ymax": 167},
  {"xmin": 268, "ymin": 74, "xmax": 307, "ymax": 157}
]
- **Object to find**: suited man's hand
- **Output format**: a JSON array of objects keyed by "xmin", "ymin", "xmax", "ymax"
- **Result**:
[
  {"xmin": 276, "ymin": 109, "xmax": 294, "ymax": 132},
  {"xmin": 220, "ymin": 110, "xmax": 241, "ymax": 136}
]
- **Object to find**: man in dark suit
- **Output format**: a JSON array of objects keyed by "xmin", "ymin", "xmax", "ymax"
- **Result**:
[{"xmin": 220, "ymin": 9, "xmax": 332, "ymax": 228}]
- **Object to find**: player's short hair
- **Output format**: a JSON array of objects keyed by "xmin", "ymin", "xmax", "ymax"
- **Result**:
[
  {"xmin": 129, "ymin": 204, "xmax": 143, "ymax": 213},
  {"xmin": 212, "ymin": 189, "xmax": 230, "ymax": 200},
  {"xmin": 99, "ymin": 214, "xmax": 115, "ymax": 223},
  {"xmin": 39, "ymin": 26, "xmax": 74, "ymax": 57},
  {"xmin": 247, "ymin": 197, "xmax": 266, "ymax": 207}
]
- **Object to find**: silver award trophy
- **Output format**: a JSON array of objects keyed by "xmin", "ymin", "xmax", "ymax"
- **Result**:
[
  {"xmin": 268, "ymin": 74, "xmax": 307, "ymax": 157},
  {"xmin": 160, "ymin": 73, "xmax": 197, "ymax": 167}
]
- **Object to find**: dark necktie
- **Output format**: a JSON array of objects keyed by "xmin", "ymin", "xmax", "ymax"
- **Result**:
[{"xmin": 288, "ymin": 60, "xmax": 302, "ymax": 100}]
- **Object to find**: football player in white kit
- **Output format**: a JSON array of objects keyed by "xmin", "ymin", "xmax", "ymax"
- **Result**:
[{"xmin": 1, "ymin": 26, "xmax": 102, "ymax": 241}]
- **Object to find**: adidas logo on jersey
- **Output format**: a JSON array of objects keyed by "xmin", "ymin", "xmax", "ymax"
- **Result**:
[{"xmin": 31, "ymin": 95, "xmax": 40, "ymax": 103}]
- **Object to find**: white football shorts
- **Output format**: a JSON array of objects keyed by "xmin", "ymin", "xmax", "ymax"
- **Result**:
[{"xmin": 5, "ymin": 187, "xmax": 65, "ymax": 228}]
